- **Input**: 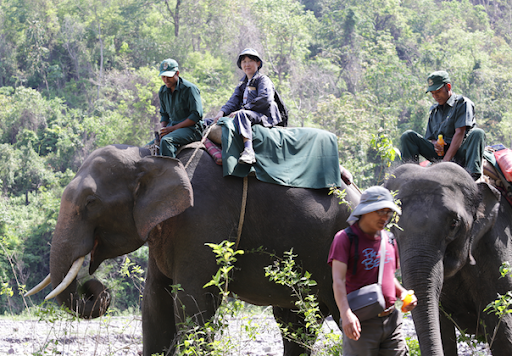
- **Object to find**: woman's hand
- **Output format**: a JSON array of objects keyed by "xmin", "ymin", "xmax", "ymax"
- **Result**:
[
  {"xmin": 213, "ymin": 111, "xmax": 224, "ymax": 123},
  {"xmin": 228, "ymin": 110, "xmax": 240, "ymax": 118}
]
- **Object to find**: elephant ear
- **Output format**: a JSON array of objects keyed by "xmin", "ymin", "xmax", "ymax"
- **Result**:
[
  {"xmin": 470, "ymin": 182, "xmax": 500, "ymax": 260},
  {"xmin": 133, "ymin": 156, "xmax": 193, "ymax": 241}
]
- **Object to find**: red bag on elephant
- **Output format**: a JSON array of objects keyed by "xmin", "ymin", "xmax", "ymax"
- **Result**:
[
  {"xmin": 494, "ymin": 148, "xmax": 512, "ymax": 182},
  {"xmin": 204, "ymin": 138, "xmax": 222, "ymax": 165}
]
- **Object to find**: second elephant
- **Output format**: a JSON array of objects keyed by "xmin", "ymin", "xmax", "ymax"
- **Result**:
[{"xmin": 385, "ymin": 162, "xmax": 512, "ymax": 356}]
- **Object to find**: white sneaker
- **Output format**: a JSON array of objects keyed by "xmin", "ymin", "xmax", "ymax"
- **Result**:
[{"xmin": 238, "ymin": 148, "xmax": 256, "ymax": 165}]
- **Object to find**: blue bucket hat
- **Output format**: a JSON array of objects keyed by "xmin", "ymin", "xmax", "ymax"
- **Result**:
[
  {"xmin": 347, "ymin": 186, "xmax": 401, "ymax": 224},
  {"xmin": 237, "ymin": 48, "xmax": 263, "ymax": 70}
]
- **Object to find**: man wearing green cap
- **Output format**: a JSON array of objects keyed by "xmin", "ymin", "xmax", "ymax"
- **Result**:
[
  {"xmin": 400, "ymin": 71, "xmax": 485, "ymax": 180},
  {"xmin": 156, "ymin": 58, "xmax": 203, "ymax": 157}
]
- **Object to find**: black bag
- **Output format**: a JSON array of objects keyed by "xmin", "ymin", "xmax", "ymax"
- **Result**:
[
  {"xmin": 347, "ymin": 283, "xmax": 385, "ymax": 321},
  {"xmin": 274, "ymin": 89, "xmax": 288, "ymax": 127}
]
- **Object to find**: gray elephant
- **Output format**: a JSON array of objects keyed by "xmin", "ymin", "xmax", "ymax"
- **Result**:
[
  {"xmin": 27, "ymin": 144, "xmax": 360, "ymax": 356},
  {"xmin": 385, "ymin": 162, "xmax": 512, "ymax": 356}
]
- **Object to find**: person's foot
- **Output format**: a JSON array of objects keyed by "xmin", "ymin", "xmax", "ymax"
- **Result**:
[{"xmin": 238, "ymin": 148, "xmax": 256, "ymax": 165}]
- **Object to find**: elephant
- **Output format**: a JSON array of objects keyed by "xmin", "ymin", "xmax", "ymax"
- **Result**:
[
  {"xmin": 384, "ymin": 162, "xmax": 512, "ymax": 356},
  {"xmin": 28, "ymin": 144, "xmax": 360, "ymax": 356}
]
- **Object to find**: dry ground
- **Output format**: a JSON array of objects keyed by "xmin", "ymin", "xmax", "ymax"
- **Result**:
[{"xmin": 0, "ymin": 308, "xmax": 491, "ymax": 356}]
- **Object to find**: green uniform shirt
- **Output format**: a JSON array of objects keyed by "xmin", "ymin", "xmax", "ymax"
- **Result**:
[
  {"xmin": 424, "ymin": 93, "xmax": 475, "ymax": 144},
  {"xmin": 159, "ymin": 77, "xmax": 203, "ymax": 125}
]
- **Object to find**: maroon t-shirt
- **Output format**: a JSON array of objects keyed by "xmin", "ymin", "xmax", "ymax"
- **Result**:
[{"xmin": 328, "ymin": 223, "xmax": 399, "ymax": 309}]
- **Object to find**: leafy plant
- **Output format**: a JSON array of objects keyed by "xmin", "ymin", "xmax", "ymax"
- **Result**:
[
  {"xmin": 171, "ymin": 241, "xmax": 247, "ymax": 356},
  {"xmin": 406, "ymin": 337, "xmax": 421, "ymax": 356},
  {"xmin": 483, "ymin": 261, "xmax": 512, "ymax": 349},
  {"xmin": 203, "ymin": 241, "xmax": 244, "ymax": 300},
  {"xmin": 370, "ymin": 131, "xmax": 401, "ymax": 184},
  {"xmin": 264, "ymin": 249, "xmax": 342, "ymax": 355}
]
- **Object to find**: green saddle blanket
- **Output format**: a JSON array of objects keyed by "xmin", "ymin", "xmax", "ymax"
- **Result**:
[{"xmin": 218, "ymin": 117, "xmax": 342, "ymax": 189}]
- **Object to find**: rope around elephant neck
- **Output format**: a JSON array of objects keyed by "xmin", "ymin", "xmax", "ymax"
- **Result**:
[
  {"xmin": 235, "ymin": 176, "xmax": 249, "ymax": 250},
  {"xmin": 183, "ymin": 124, "xmax": 214, "ymax": 170}
]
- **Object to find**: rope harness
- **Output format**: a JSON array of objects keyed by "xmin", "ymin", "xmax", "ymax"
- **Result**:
[
  {"xmin": 181, "ymin": 124, "xmax": 249, "ymax": 250},
  {"xmin": 183, "ymin": 124, "xmax": 214, "ymax": 169}
]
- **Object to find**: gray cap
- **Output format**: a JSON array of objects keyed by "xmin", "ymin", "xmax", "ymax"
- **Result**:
[
  {"xmin": 237, "ymin": 48, "xmax": 263, "ymax": 70},
  {"xmin": 347, "ymin": 186, "xmax": 401, "ymax": 224},
  {"xmin": 159, "ymin": 59, "xmax": 179, "ymax": 77}
]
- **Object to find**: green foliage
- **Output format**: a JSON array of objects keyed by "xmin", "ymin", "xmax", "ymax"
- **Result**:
[
  {"xmin": 328, "ymin": 186, "xmax": 349, "ymax": 207},
  {"xmin": 252, "ymin": 0, "xmax": 317, "ymax": 84},
  {"xmin": 185, "ymin": 51, "xmax": 235, "ymax": 117},
  {"xmin": 203, "ymin": 241, "xmax": 244, "ymax": 300},
  {"xmin": 370, "ymin": 131, "xmax": 401, "ymax": 184},
  {"xmin": 406, "ymin": 337, "xmax": 421, "ymax": 356},
  {"xmin": 483, "ymin": 261, "xmax": 512, "ymax": 349},
  {"xmin": 171, "ymin": 242, "xmax": 346, "ymax": 355},
  {"xmin": 2, "ymin": 0, "xmax": 512, "ymax": 318},
  {"xmin": 264, "ymin": 249, "xmax": 342, "ymax": 355},
  {"xmin": 172, "ymin": 241, "xmax": 247, "ymax": 355}
]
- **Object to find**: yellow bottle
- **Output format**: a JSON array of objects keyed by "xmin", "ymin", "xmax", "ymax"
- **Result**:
[
  {"xmin": 437, "ymin": 135, "xmax": 445, "ymax": 156},
  {"xmin": 401, "ymin": 290, "xmax": 415, "ymax": 312}
]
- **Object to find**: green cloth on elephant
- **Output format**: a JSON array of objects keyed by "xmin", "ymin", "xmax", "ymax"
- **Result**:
[{"xmin": 218, "ymin": 117, "xmax": 342, "ymax": 189}]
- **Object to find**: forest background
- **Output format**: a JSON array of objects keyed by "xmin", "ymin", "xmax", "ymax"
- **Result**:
[{"xmin": 1, "ymin": 0, "xmax": 512, "ymax": 314}]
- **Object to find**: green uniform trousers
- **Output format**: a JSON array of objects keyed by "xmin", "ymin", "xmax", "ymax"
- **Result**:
[
  {"xmin": 160, "ymin": 125, "xmax": 203, "ymax": 158},
  {"xmin": 400, "ymin": 128, "xmax": 485, "ymax": 175}
]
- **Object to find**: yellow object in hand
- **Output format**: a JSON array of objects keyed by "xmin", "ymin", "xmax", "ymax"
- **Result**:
[
  {"xmin": 437, "ymin": 135, "xmax": 445, "ymax": 156},
  {"xmin": 401, "ymin": 290, "xmax": 415, "ymax": 312}
]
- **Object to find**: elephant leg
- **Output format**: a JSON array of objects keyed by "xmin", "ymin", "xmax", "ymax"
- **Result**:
[
  {"xmin": 142, "ymin": 252, "xmax": 176, "ymax": 356},
  {"xmin": 439, "ymin": 309, "xmax": 458, "ymax": 356},
  {"xmin": 273, "ymin": 306, "xmax": 313, "ymax": 356},
  {"xmin": 173, "ymin": 286, "xmax": 218, "ymax": 326},
  {"xmin": 485, "ymin": 313, "xmax": 512, "ymax": 356}
]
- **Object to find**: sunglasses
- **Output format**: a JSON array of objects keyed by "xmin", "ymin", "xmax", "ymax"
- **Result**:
[{"xmin": 375, "ymin": 209, "xmax": 394, "ymax": 218}]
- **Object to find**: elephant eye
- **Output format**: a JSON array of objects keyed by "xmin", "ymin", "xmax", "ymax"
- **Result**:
[
  {"xmin": 85, "ymin": 195, "xmax": 97, "ymax": 208},
  {"xmin": 447, "ymin": 215, "xmax": 461, "ymax": 241}
]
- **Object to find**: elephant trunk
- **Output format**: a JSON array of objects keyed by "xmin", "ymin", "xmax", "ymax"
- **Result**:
[
  {"xmin": 401, "ymin": 251, "xmax": 445, "ymax": 356},
  {"xmin": 49, "ymin": 219, "xmax": 110, "ymax": 319}
]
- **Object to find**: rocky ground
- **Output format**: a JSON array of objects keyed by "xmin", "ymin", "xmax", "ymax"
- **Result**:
[{"xmin": 0, "ymin": 308, "xmax": 492, "ymax": 355}]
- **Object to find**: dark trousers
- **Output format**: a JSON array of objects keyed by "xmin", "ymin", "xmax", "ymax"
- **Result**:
[
  {"xmin": 400, "ymin": 128, "xmax": 485, "ymax": 175},
  {"xmin": 233, "ymin": 110, "xmax": 266, "ymax": 141},
  {"xmin": 342, "ymin": 309, "xmax": 408, "ymax": 356}
]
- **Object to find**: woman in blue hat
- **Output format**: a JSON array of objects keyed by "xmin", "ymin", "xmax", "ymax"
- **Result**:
[{"xmin": 213, "ymin": 48, "xmax": 282, "ymax": 165}]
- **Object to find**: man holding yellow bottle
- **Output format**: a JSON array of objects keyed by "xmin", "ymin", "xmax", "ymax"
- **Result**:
[{"xmin": 400, "ymin": 71, "xmax": 485, "ymax": 180}]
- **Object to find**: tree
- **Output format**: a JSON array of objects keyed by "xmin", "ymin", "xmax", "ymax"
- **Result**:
[{"xmin": 251, "ymin": 0, "xmax": 317, "ymax": 85}]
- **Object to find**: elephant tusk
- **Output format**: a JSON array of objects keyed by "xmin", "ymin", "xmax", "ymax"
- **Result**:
[
  {"xmin": 45, "ymin": 256, "xmax": 85, "ymax": 300},
  {"xmin": 24, "ymin": 274, "xmax": 51, "ymax": 297}
]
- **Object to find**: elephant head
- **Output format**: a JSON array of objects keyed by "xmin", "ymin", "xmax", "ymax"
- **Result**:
[
  {"xmin": 33, "ymin": 145, "xmax": 193, "ymax": 318},
  {"xmin": 385, "ymin": 162, "xmax": 500, "ymax": 356}
]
